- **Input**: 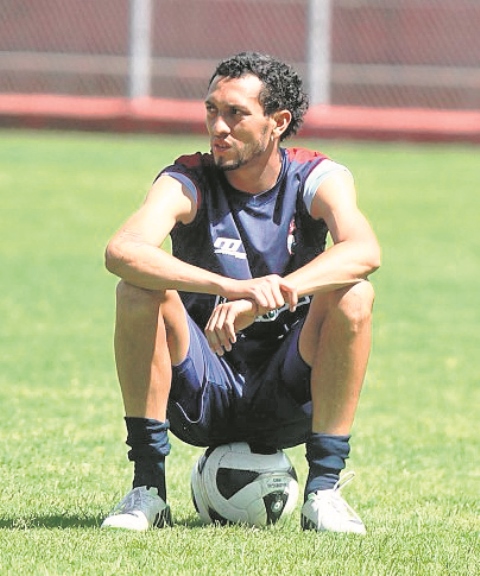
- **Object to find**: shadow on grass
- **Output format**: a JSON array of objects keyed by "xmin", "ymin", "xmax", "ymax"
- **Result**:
[
  {"xmin": 0, "ymin": 513, "xmax": 206, "ymax": 530},
  {"xmin": 0, "ymin": 515, "xmax": 102, "ymax": 530}
]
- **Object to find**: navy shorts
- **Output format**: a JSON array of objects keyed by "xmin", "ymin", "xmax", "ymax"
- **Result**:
[{"xmin": 167, "ymin": 315, "xmax": 313, "ymax": 450}]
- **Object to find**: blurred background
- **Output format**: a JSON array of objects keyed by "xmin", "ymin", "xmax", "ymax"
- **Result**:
[{"xmin": 0, "ymin": 0, "xmax": 479, "ymax": 140}]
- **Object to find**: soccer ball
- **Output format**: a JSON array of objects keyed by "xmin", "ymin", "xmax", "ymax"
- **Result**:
[{"xmin": 191, "ymin": 442, "xmax": 299, "ymax": 527}]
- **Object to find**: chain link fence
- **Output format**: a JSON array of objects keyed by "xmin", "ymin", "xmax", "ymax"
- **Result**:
[{"xmin": 0, "ymin": 0, "xmax": 479, "ymax": 110}]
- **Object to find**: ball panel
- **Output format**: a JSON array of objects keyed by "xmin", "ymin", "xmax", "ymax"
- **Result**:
[
  {"xmin": 263, "ymin": 491, "xmax": 290, "ymax": 524},
  {"xmin": 216, "ymin": 468, "xmax": 260, "ymax": 500}
]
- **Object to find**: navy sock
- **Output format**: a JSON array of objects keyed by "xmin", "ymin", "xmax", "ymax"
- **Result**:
[
  {"xmin": 304, "ymin": 433, "xmax": 351, "ymax": 500},
  {"xmin": 125, "ymin": 417, "xmax": 171, "ymax": 502}
]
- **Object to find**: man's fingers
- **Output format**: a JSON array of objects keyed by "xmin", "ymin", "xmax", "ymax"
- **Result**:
[
  {"xmin": 205, "ymin": 305, "xmax": 237, "ymax": 355},
  {"xmin": 281, "ymin": 283, "xmax": 298, "ymax": 312},
  {"xmin": 253, "ymin": 276, "xmax": 298, "ymax": 312},
  {"xmin": 250, "ymin": 276, "xmax": 288, "ymax": 309}
]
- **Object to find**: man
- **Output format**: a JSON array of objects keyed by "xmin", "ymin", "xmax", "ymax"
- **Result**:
[{"xmin": 102, "ymin": 52, "xmax": 380, "ymax": 534}]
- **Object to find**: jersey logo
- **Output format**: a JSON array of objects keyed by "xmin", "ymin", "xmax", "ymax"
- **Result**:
[
  {"xmin": 214, "ymin": 237, "xmax": 247, "ymax": 259},
  {"xmin": 255, "ymin": 295, "xmax": 311, "ymax": 323}
]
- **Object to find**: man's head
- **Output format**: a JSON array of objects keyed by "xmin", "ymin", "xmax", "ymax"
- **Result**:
[{"xmin": 208, "ymin": 52, "xmax": 309, "ymax": 142}]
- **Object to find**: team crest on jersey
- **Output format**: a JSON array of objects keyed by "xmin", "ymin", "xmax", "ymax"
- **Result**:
[
  {"xmin": 214, "ymin": 237, "xmax": 247, "ymax": 259},
  {"xmin": 287, "ymin": 218, "xmax": 297, "ymax": 255}
]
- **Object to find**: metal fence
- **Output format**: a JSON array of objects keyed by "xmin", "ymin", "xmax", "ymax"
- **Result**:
[{"xmin": 1, "ymin": 0, "xmax": 479, "ymax": 110}]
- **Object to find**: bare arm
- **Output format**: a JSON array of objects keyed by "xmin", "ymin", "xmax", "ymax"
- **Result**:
[
  {"xmin": 285, "ymin": 169, "xmax": 381, "ymax": 295},
  {"xmin": 105, "ymin": 174, "xmax": 225, "ymax": 292},
  {"xmin": 105, "ymin": 174, "xmax": 298, "ymax": 308}
]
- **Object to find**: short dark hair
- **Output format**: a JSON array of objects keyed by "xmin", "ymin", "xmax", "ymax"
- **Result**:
[{"xmin": 209, "ymin": 51, "xmax": 309, "ymax": 141}]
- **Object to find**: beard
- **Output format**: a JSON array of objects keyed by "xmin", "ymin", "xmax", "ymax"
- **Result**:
[
  {"xmin": 213, "ymin": 129, "xmax": 270, "ymax": 172},
  {"xmin": 214, "ymin": 154, "xmax": 243, "ymax": 172}
]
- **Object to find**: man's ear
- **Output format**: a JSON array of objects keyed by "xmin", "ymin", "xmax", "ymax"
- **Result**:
[{"xmin": 271, "ymin": 109, "xmax": 292, "ymax": 139}]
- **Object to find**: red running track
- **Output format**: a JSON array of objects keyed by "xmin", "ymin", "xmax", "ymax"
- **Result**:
[{"xmin": 1, "ymin": 94, "xmax": 479, "ymax": 144}]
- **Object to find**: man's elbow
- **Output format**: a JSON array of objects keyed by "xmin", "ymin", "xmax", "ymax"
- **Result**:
[
  {"xmin": 368, "ymin": 242, "xmax": 382, "ymax": 274},
  {"xmin": 104, "ymin": 240, "xmax": 124, "ymax": 276}
]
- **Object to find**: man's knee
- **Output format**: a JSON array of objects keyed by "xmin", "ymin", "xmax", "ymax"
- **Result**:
[
  {"xmin": 116, "ymin": 281, "xmax": 186, "ymax": 333},
  {"xmin": 116, "ymin": 281, "xmax": 164, "ymax": 320},
  {"xmin": 334, "ymin": 281, "xmax": 375, "ymax": 332}
]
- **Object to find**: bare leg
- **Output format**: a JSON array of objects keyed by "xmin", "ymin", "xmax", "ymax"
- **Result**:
[
  {"xmin": 101, "ymin": 282, "xmax": 190, "ymax": 529},
  {"xmin": 114, "ymin": 280, "xmax": 190, "ymax": 421},
  {"xmin": 299, "ymin": 281, "xmax": 375, "ymax": 435}
]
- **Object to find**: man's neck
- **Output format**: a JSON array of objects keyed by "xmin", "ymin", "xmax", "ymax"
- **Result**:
[{"xmin": 224, "ymin": 148, "xmax": 283, "ymax": 195}]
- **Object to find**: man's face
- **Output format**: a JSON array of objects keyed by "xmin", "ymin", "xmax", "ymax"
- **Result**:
[{"xmin": 205, "ymin": 74, "xmax": 275, "ymax": 172}]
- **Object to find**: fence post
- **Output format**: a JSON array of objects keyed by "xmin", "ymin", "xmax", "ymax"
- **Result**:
[
  {"xmin": 307, "ymin": 0, "xmax": 332, "ymax": 105},
  {"xmin": 128, "ymin": 0, "xmax": 153, "ymax": 99}
]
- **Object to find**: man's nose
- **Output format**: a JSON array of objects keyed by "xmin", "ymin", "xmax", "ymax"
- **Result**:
[{"xmin": 210, "ymin": 114, "xmax": 230, "ymax": 136}]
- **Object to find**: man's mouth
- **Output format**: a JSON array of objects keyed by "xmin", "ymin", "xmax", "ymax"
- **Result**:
[{"xmin": 212, "ymin": 140, "xmax": 231, "ymax": 153}]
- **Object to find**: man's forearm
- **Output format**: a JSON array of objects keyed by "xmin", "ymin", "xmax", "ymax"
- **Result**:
[
  {"xmin": 105, "ymin": 239, "xmax": 227, "ymax": 295},
  {"xmin": 285, "ymin": 240, "xmax": 380, "ymax": 297}
]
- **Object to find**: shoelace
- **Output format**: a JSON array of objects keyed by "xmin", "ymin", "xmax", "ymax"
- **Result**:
[
  {"xmin": 323, "ymin": 472, "xmax": 361, "ymax": 520},
  {"xmin": 333, "ymin": 470, "xmax": 356, "ymax": 493},
  {"xmin": 309, "ymin": 471, "xmax": 360, "ymax": 519}
]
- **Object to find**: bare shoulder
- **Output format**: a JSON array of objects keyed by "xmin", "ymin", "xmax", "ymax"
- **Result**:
[
  {"xmin": 107, "ymin": 172, "xmax": 198, "ymax": 252},
  {"xmin": 308, "ymin": 168, "xmax": 379, "ymax": 247},
  {"xmin": 146, "ymin": 173, "xmax": 197, "ymax": 225},
  {"xmin": 309, "ymin": 168, "xmax": 358, "ymax": 221}
]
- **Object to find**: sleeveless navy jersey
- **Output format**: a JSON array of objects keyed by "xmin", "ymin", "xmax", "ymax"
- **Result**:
[{"xmin": 160, "ymin": 147, "xmax": 330, "ymax": 371}]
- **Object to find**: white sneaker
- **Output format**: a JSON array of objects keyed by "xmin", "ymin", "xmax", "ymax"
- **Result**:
[
  {"xmin": 101, "ymin": 486, "xmax": 172, "ymax": 531},
  {"xmin": 301, "ymin": 472, "xmax": 366, "ymax": 535}
]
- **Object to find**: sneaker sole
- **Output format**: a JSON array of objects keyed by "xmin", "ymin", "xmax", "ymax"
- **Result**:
[
  {"xmin": 301, "ymin": 513, "xmax": 366, "ymax": 534},
  {"xmin": 102, "ymin": 506, "xmax": 173, "ymax": 531}
]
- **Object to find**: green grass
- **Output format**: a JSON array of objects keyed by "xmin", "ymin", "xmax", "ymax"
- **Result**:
[{"xmin": 0, "ymin": 129, "xmax": 478, "ymax": 575}]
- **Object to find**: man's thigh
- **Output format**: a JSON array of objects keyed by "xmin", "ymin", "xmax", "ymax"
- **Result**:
[
  {"xmin": 238, "ymin": 321, "xmax": 313, "ymax": 448},
  {"xmin": 167, "ymin": 316, "xmax": 313, "ymax": 449},
  {"xmin": 167, "ymin": 315, "xmax": 243, "ymax": 446}
]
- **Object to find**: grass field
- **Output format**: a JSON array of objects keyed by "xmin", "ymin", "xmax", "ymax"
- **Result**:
[{"xmin": 0, "ymin": 129, "xmax": 478, "ymax": 575}]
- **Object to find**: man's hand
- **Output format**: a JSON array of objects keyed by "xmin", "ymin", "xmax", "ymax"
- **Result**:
[
  {"xmin": 224, "ymin": 274, "xmax": 298, "ymax": 314},
  {"xmin": 204, "ymin": 299, "xmax": 257, "ymax": 356},
  {"xmin": 207, "ymin": 275, "xmax": 298, "ymax": 356}
]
